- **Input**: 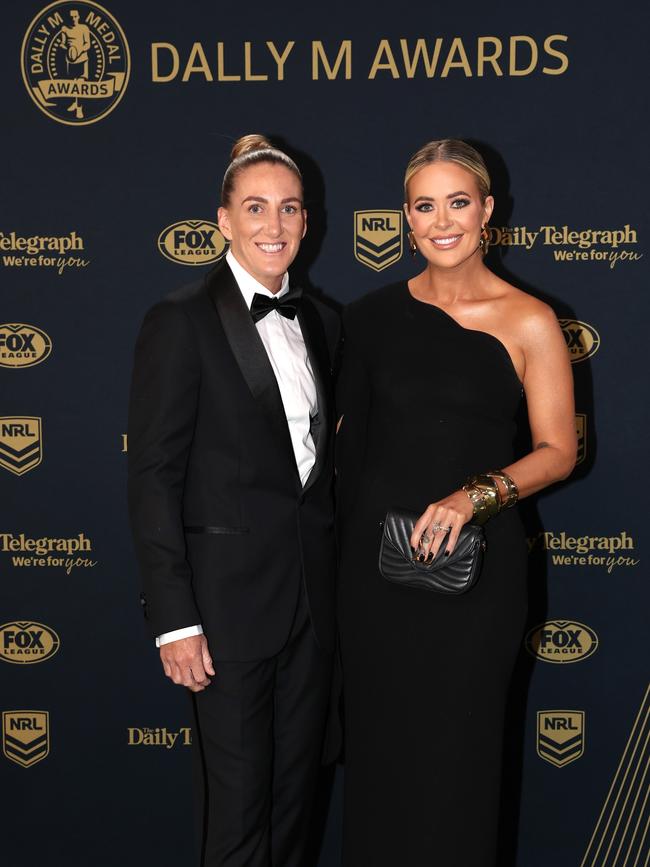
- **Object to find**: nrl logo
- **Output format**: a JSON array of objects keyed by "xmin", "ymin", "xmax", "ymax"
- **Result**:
[
  {"xmin": 0, "ymin": 417, "xmax": 43, "ymax": 476},
  {"xmin": 2, "ymin": 710, "xmax": 50, "ymax": 768},
  {"xmin": 537, "ymin": 710, "xmax": 584, "ymax": 768},
  {"xmin": 354, "ymin": 210, "xmax": 403, "ymax": 271}
]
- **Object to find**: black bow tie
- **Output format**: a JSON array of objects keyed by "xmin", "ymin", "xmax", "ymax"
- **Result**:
[{"xmin": 250, "ymin": 287, "xmax": 303, "ymax": 324}]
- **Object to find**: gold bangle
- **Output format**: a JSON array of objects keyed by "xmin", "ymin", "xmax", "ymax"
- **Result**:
[
  {"xmin": 487, "ymin": 469, "xmax": 519, "ymax": 509},
  {"xmin": 462, "ymin": 481, "xmax": 499, "ymax": 525}
]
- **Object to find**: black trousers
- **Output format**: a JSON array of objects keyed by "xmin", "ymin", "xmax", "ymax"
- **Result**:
[{"xmin": 191, "ymin": 586, "xmax": 333, "ymax": 867}]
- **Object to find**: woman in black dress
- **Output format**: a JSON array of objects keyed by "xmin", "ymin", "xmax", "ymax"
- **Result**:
[{"xmin": 337, "ymin": 140, "xmax": 576, "ymax": 866}]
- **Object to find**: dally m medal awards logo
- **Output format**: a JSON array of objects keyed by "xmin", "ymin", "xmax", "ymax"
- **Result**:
[
  {"xmin": 3, "ymin": 711, "xmax": 50, "ymax": 768},
  {"xmin": 575, "ymin": 413, "xmax": 587, "ymax": 465},
  {"xmin": 559, "ymin": 319, "xmax": 600, "ymax": 363},
  {"xmin": 0, "ymin": 417, "xmax": 43, "ymax": 476},
  {"xmin": 158, "ymin": 221, "xmax": 228, "ymax": 266},
  {"xmin": 21, "ymin": 1, "xmax": 130, "ymax": 126},
  {"xmin": 354, "ymin": 210, "xmax": 403, "ymax": 271},
  {"xmin": 0, "ymin": 324, "xmax": 52, "ymax": 369},
  {"xmin": 537, "ymin": 710, "xmax": 584, "ymax": 768}
]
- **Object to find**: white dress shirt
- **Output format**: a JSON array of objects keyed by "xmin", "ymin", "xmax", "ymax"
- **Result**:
[{"xmin": 156, "ymin": 251, "xmax": 318, "ymax": 647}]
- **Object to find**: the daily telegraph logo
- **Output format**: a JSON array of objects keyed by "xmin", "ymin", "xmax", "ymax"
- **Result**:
[
  {"xmin": 158, "ymin": 220, "xmax": 227, "ymax": 266},
  {"xmin": 21, "ymin": 1, "xmax": 130, "ymax": 126},
  {"xmin": 559, "ymin": 319, "xmax": 600, "ymax": 364},
  {"xmin": 576, "ymin": 413, "xmax": 587, "ymax": 465},
  {"xmin": 0, "ymin": 232, "xmax": 89, "ymax": 274},
  {"xmin": 526, "ymin": 621, "xmax": 598, "ymax": 664},
  {"xmin": 0, "ymin": 324, "xmax": 52, "ymax": 369},
  {"xmin": 0, "ymin": 622, "xmax": 60, "ymax": 665},
  {"xmin": 354, "ymin": 211, "xmax": 403, "ymax": 271},
  {"xmin": 0, "ymin": 417, "xmax": 42, "ymax": 476},
  {"xmin": 0, "ymin": 533, "xmax": 97, "ymax": 574},
  {"xmin": 537, "ymin": 710, "xmax": 584, "ymax": 768},
  {"xmin": 127, "ymin": 727, "xmax": 192, "ymax": 748},
  {"xmin": 489, "ymin": 225, "xmax": 642, "ymax": 269},
  {"xmin": 2, "ymin": 710, "xmax": 50, "ymax": 768},
  {"xmin": 527, "ymin": 531, "xmax": 639, "ymax": 573}
]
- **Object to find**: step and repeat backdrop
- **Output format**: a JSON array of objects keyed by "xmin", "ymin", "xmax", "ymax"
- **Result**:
[{"xmin": 2, "ymin": 1, "xmax": 648, "ymax": 865}]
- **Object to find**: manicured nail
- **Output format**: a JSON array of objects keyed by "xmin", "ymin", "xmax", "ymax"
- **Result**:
[{"xmin": 444, "ymin": 550, "xmax": 450, "ymax": 557}]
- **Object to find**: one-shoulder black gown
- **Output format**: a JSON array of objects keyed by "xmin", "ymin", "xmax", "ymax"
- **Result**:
[{"xmin": 337, "ymin": 283, "xmax": 528, "ymax": 867}]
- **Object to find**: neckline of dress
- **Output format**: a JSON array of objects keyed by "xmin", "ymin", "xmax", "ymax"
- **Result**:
[{"xmin": 403, "ymin": 281, "xmax": 524, "ymax": 387}]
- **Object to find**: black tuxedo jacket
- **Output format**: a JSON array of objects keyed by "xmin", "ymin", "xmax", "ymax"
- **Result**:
[{"xmin": 127, "ymin": 260, "xmax": 340, "ymax": 661}]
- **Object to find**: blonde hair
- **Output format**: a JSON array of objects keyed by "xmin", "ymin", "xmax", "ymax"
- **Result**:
[
  {"xmin": 221, "ymin": 134, "xmax": 303, "ymax": 206},
  {"xmin": 404, "ymin": 139, "xmax": 490, "ymax": 203}
]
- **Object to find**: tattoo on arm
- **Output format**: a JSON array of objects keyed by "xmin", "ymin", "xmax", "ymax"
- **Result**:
[{"xmin": 535, "ymin": 441, "xmax": 551, "ymax": 450}]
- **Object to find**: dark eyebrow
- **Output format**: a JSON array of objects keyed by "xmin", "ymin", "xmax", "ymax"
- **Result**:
[
  {"xmin": 413, "ymin": 191, "xmax": 472, "ymax": 204},
  {"xmin": 240, "ymin": 196, "xmax": 303, "ymax": 205}
]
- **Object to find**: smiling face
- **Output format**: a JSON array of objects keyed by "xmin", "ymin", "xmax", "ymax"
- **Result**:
[
  {"xmin": 404, "ymin": 161, "xmax": 493, "ymax": 268},
  {"xmin": 218, "ymin": 161, "xmax": 306, "ymax": 293}
]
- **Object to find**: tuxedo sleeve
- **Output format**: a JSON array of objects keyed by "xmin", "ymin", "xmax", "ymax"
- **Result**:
[{"xmin": 127, "ymin": 299, "xmax": 202, "ymax": 638}]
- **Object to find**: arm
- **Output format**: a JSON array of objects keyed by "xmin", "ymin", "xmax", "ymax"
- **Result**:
[
  {"xmin": 127, "ymin": 300, "xmax": 213, "ymax": 691},
  {"xmin": 413, "ymin": 303, "xmax": 576, "ymax": 558}
]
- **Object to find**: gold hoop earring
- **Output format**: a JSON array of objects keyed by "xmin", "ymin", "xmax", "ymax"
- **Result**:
[
  {"xmin": 479, "ymin": 225, "xmax": 490, "ymax": 254},
  {"xmin": 407, "ymin": 230, "xmax": 418, "ymax": 257}
]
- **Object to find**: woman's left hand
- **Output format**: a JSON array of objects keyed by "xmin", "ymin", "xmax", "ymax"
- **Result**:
[{"xmin": 410, "ymin": 490, "xmax": 474, "ymax": 561}]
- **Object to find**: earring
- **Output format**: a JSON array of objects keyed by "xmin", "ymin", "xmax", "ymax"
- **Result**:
[
  {"xmin": 479, "ymin": 225, "xmax": 489, "ymax": 254},
  {"xmin": 407, "ymin": 230, "xmax": 418, "ymax": 257}
]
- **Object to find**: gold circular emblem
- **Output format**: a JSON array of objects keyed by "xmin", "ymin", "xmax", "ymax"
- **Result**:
[{"xmin": 21, "ymin": 1, "xmax": 130, "ymax": 126}]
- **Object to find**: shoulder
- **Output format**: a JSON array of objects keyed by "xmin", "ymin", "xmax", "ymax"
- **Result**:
[
  {"xmin": 490, "ymin": 278, "xmax": 563, "ymax": 346},
  {"xmin": 304, "ymin": 293, "xmax": 340, "ymax": 333}
]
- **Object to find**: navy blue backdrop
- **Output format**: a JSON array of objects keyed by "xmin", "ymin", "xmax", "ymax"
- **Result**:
[{"xmin": 2, "ymin": 1, "xmax": 649, "ymax": 865}]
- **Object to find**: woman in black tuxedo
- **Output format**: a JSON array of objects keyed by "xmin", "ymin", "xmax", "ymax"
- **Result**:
[
  {"xmin": 128, "ymin": 135, "xmax": 339, "ymax": 867},
  {"xmin": 336, "ymin": 139, "xmax": 576, "ymax": 866}
]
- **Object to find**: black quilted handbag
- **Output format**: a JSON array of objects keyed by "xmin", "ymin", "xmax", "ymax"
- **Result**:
[{"xmin": 379, "ymin": 507, "xmax": 486, "ymax": 594}]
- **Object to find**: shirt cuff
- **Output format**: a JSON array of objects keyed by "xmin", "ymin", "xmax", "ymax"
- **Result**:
[{"xmin": 156, "ymin": 624, "xmax": 203, "ymax": 647}]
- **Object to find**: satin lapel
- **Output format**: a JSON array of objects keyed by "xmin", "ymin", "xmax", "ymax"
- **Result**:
[
  {"xmin": 208, "ymin": 263, "xmax": 299, "ymax": 481},
  {"xmin": 297, "ymin": 297, "xmax": 332, "ymax": 495}
]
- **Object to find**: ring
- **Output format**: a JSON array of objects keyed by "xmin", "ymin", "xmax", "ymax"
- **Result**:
[{"xmin": 431, "ymin": 523, "xmax": 451, "ymax": 533}]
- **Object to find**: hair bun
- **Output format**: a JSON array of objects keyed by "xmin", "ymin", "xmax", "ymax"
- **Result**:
[{"xmin": 231, "ymin": 134, "xmax": 273, "ymax": 161}]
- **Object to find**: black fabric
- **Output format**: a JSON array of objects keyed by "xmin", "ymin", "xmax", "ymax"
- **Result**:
[
  {"xmin": 127, "ymin": 258, "xmax": 340, "ymax": 660},
  {"xmin": 336, "ymin": 282, "xmax": 528, "ymax": 867},
  {"xmin": 191, "ymin": 586, "xmax": 332, "ymax": 867}
]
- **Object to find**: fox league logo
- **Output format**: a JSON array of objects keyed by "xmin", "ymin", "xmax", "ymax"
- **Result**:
[{"xmin": 21, "ymin": 1, "xmax": 130, "ymax": 125}]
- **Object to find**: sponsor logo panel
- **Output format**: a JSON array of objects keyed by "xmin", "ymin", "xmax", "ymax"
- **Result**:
[
  {"xmin": 527, "ymin": 531, "xmax": 639, "ymax": 572},
  {"xmin": 0, "ymin": 621, "xmax": 60, "ymax": 664},
  {"xmin": 489, "ymin": 224, "xmax": 642, "ymax": 268},
  {"xmin": 559, "ymin": 319, "xmax": 600, "ymax": 363},
  {"xmin": 0, "ymin": 324, "xmax": 52, "ymax": 369},
  {"xmin": 127, "ymin": 727, "xmax": 192, "ymax": 748},
  {"xmin": 158, "ymin": 221, "xmax": 227, "ymax": 266},
  {"xmin": 537, "ymin": 710, "xmax": 585, "ymax": 768},
  {"xmin": 0, "ymin": 533, "xmax": 98, "ymax": 574},
  {"xmin": 21, "ymin": 1, "xmax": 130, "ymax": 126},
  {"xmin": 0, "ymin": 417, "xmax": 42, "ymax": 476},
  {"xmin": 354, "ymin": 210, "xmax": 403, "ymax": 271},
  {"xmin": 2, "ymin": 710, "xmax": 50, "ymax": 768},
  {"xmin": 0, "ymin": 232, "xmax": 89, "ymax": 274},
  {"xmin": 525, "ymin": 620, "xmax": 598, "ymax": 664}
]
